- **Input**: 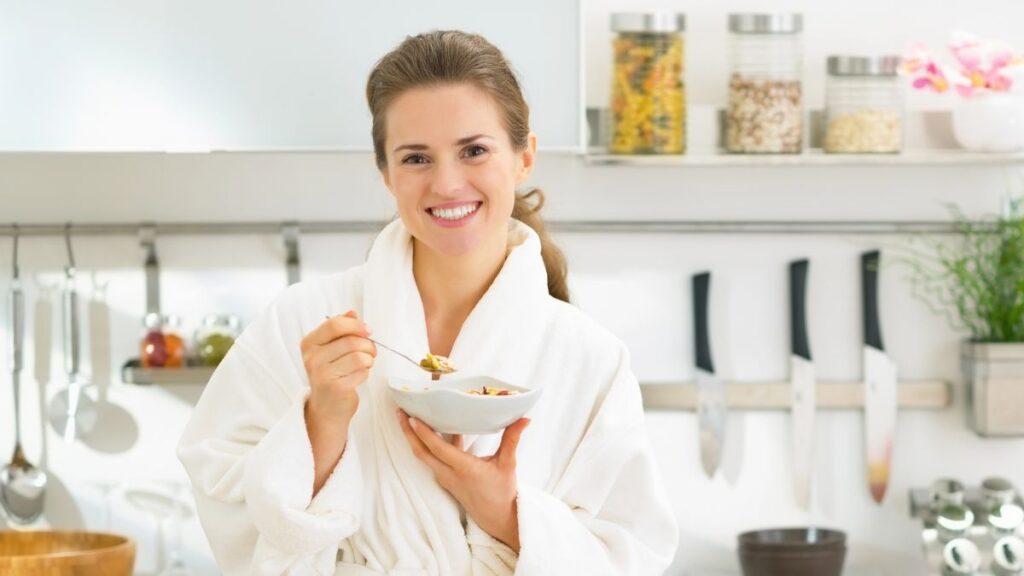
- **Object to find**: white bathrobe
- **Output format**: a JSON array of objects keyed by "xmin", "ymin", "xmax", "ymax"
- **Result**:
[{"xmin": 177, "ymin": 218, "xmax": 679, "ymax": 576}]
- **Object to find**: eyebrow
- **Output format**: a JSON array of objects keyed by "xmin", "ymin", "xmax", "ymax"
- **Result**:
[{"xmin": 392, "ymin": 134, "xmax": 493, "ymax": 154}]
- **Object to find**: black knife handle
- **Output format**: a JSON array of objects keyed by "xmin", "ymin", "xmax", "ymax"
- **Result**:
[
  {"xmin": 692, "ymin": 272, "xmax": 714, "ymax": 373},
  {"xmin": 862, "ymin": 250, "xmax": 884, "ymax": 350},
  {"xmin": 789, "ymin": 259, "xmax": 812, "ymax": 360}
]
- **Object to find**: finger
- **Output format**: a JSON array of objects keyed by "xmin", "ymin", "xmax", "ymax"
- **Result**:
[
  {"xmin": 450, "ymin": 434, "xmax": 464, "ymax": 452},
  {"xmin": 316, "ymin": 335, "xmax": 377, "ymax": 366},
  {"xmin": 320, "ymin": 351, "xmax": 375, "ymax": 381},
  {"xmin": 408, "ymin": 416, "xmax": 472, "ymax": 468},
  {"xmin": 396, "ymin": 410, "xmax": 451, "ymax": 475},
  {"xmin": 496, "ymin": 418, "xmax": 531, "ymax": 469},
  {"xmin": 306, "ymin": 310, "xmax": 371, "ymax": 346}
]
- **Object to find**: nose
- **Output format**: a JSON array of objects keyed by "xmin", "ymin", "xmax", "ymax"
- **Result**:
[{"xmin": 429, "ymin": 159, "xmax": 468, "ymax": 197}]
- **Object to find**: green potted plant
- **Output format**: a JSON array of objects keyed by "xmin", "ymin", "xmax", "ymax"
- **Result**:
[{"xmin": 906, "ymin": 198, "xmax": 1024, "ymax": 436}]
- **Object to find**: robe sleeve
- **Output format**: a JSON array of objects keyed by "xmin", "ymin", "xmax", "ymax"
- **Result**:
[
  {"xmin": 177, "ymin": 283, "xmax": 364, "ymax": 576},
  {"xmin": 509, "ymin": 344, "xmax": 679, "ymax": 575}
]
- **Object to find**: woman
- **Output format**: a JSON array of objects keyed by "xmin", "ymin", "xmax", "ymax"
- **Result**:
[{"xmin": 178, "ymin": 30, "xmax": 678, "ymax": 575}]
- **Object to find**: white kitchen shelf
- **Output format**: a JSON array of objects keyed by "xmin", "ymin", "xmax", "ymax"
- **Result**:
[
  {"xmin": 585, "ymin": 148, "xmax": 1024, "ymax": 167},
  {"xmin": 640, "ymin": 380, "xmax": 950, "ymax": 411}
]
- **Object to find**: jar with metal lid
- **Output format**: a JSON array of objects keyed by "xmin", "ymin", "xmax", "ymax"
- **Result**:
[
  {"xmin": 609, "ymin": 12, "xmax": 686, "ymax": 154},
  {"xmin": 993, "ymin": 536, "xmax": 1024, "ymax": 576},
  {"xmin": 824, "ymin": 55, "xmax": 905, "ymax": 153},
  {"xmin": 196, "ymin": 314, "xmax": 240, "ymax": 367},
  {"xmin": 942, "ymin": 538, "xmax": 981, "ymax": 576},
  {"xmin": 726, "ymin": 13, "xmax": 804, "ymax": 154},
  {"xmin": 937, "ymin": 504, "xmax": 976, "ymax": 542}
]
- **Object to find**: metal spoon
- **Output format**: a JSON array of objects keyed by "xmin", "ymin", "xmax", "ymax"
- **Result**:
[
  {"xmin": 1, "ymin": 225, "xmax": 48, "ymax": 525},
  {"xmin": 323, "ymin": 315, "xmax": 455, "ymax": 378}
]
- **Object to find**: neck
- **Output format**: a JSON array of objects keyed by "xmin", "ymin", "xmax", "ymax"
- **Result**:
[{"xmin": 413, "ymin": 226, "xmax": 509, "ymax": 356}]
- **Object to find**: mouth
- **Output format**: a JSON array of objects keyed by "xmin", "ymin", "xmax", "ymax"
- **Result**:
[{"xmin": 426, "ymin": 201, "xmax": 483, "ymax": 225}]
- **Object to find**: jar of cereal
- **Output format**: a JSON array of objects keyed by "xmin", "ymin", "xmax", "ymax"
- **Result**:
[
  {"xmin": 726, "ymin": 13, "xmax": 804, "ymax": 154},
  {"xmin": 824, "ymin": 55, "xmax": 904, "ymax": 153},
  {"xmin": 609, "ymin": 12, "xmax": 686, "ymax": 154}
]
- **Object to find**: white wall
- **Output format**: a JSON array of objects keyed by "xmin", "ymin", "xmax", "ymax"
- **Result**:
[{"xmin": 3, "ymin": 1, "xmax": 1024, "ymax": 575}]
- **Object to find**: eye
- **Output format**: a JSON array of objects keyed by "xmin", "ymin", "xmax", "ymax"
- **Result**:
[
  {"xmin": 401, "ymin": 154, "xmax": 429, "ymax": 165},
  {"xmin": 462, "ymin": 144, "xmax": 488, "ymax": 159}
]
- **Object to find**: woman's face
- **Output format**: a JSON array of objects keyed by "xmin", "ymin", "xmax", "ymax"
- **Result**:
[{"xmin": 381, "ymin": 83, "xmax": 536, "ymax": 258}]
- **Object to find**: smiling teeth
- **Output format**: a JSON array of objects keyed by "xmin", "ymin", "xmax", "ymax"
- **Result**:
[{"xmin": 430, "ymin": 203, "xmax": 479, "ymax": 220}]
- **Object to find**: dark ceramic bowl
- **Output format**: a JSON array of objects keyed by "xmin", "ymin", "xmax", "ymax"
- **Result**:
[{"xmin": 738, "ymin": 528, "xmax": 847, "ymax": 576}]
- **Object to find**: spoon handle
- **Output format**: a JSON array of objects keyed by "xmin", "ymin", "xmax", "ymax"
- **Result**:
[
  {"xmin": 322, "ymin": 315, "xmax": 422, "ymax": 369},
  {"xmin": 364, "ymin": 336, "xmax": 423, "ymax": 369}
]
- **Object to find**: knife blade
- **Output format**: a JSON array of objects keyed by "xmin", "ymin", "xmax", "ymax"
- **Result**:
[
  {"xmin": 862, "ymin": 250, "xmax": 898, "ymax": 504},
  {"xmin": 789, "ymin": 259, "xmax": 815, "ymax": 509},
  {"xmin": 693, "ymin": 272, "xmax": 725, "ymax": 479}
]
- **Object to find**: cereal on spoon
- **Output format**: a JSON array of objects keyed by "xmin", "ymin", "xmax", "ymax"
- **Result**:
[{"xmin": 419, "ymin": 352, "xmax": 456, "ymax": 380}]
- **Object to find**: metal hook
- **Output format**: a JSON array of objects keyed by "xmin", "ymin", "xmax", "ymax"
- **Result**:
[
  {"xmin": 64, "ymin": 222, "xmax": 76, "ymax": 278},
  {"xmin": 139, "ymin": 223, "xmax": 160, "ymax": 316},
  {"xmin": 283, "ymin": 222, "xmax": 300, "ymax": 286},
  {"xmin": 12, "ymin": 222, "xmax": 20, "ymax": 281}
]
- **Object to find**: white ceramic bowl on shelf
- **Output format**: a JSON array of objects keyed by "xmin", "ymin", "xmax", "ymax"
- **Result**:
[{"xmin": 388, "ymin": 374, "xmax": 541, "ymax": 435}]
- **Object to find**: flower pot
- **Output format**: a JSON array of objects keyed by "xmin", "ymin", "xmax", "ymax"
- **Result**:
[
  {"xmin": 952, "ymin": 93, "xmax": 1024, "ymax": 152},
  {"xmin": 962, "ymin": 342, "xmax": 1024, "ymax": 436}
]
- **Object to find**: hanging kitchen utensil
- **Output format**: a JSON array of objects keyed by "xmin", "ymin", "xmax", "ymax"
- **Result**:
[
  {"xmin": 0, "ymin": 224, "xmax": 48, "ymax": 525},
  {"xmin": 862, "ymin": 250, "xmax": 897, "ymax": 504},
  {"xmin": 48, "ymin": 224, "xmax": 97, "ymax": 442},
  {"xmin": 89, "ymin": 274, "xmax": 111, "ymax": 403},
  {"xmin": 693, "ymin": 272, "xmax": 725, "ymax": 478},
  {"xmin": 32, "ymin": 277, "xmax": 53, "ymax": 468},
  {"xmin": 789, "ymin": 259, "xmax": 815, "ymax": 509}
]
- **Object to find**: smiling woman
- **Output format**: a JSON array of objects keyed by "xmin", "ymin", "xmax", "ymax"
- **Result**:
[{"xmin": 178, "ymin": 30, "xmax": 678, "ymax": 576}]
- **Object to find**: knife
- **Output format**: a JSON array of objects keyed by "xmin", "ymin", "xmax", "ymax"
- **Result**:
[
  {"xmin": 789, "ymin": 259, "xmax": 815, "ymax": 509},
  {"xmin": 693, "ymin": 272, "xmax": 725, "ymax": 479},
  {"xmin": 863, "ymin": 250, "xmax": 898, "ymax": 504}
]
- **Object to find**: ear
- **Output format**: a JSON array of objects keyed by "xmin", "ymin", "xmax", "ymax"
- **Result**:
[
  {"xmin": 380, "ymin": 166, "xmax": 394, "ymax": 196},
  {"xmin": 515, "ymin": 132, "xmax": 537, "ymax": 186}
]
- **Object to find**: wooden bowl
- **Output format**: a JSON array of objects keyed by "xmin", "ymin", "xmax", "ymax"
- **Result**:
[{"xmin": 0, "ymin": 531, "xmax": 135, "ymax": 575}]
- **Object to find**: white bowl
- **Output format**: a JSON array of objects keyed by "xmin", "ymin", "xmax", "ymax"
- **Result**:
[{"xmin": 388, "ymin": 374, "xmax": 541, "ymax": 435}]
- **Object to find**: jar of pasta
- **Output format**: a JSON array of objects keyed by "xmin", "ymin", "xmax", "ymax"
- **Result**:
[
  {"xmin": 609, "ymin": 12, "xmax": 686, "ymax": 154},
  {"xmin": 726, "ymin": 13, "xmax": 804, "ymax": 154},
  {"xmin": 824, "ymin": 55, "xmax": 904, "ymax": 153}
]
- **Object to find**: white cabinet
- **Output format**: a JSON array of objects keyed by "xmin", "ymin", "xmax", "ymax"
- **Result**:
[{"xmin": 0, "ymin": 0, "xmax": 581, "ymax": 151}]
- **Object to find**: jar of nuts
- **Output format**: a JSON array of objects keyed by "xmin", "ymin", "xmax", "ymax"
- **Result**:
[
  {"xmin": 609, "ymin": 12, "xmax": 686, "ymax": 155},
  {"xmin": 726, "ymin": 13, "xmax": 804, "ymax": 154},
  {"xmin": 824, "ymin": 55, "xmax": 904, "ymax": 154}
]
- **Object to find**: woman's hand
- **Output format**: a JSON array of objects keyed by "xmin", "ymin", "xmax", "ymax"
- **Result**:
[
  {"xmin": 398, "ymin": 410, "xmax": 530, "ymax": 552},
  {"xmin": 302, "ymin": 310, "xmax": 376, "ymax": 424},
  {"xmin": 301, "ymin": 310, "xmax": 376, "ymax": 494}
]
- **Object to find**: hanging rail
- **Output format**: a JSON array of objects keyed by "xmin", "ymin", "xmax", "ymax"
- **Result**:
[{"xmin": 0, "ymin": 219, "xmax": 975, "ymax": 237}]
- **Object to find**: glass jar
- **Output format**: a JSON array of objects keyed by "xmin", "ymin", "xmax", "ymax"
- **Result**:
[
  {"xmin": 726, "ymin": 13, "xmax": 804, "ymax": 154},
  {"xmin": 196, "ymin": 314, "xmax": 240, "ymax": 367},
  {"xmin": 609, "ymin": 12, "xmax": 686, "ymax": 155},
  {"xmin": 140, "ymin": 312, "xmax": 167, "ymax": 368},
  {"xmin": 162, "ymin": 314, "xmax": 185, "ymax": 368},
  {"xmin": 824, "ymin": 55, "xmax": 904, "ymax": 153}
]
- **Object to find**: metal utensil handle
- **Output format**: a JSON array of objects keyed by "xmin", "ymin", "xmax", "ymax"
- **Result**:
[
  {"xmin": 63, "ymin": 274, "xmax": 80, "ymax": 378},
  {"xmin": 322, "ymin": 315, "xmax": 422, "ymax": 369},
  {"xmin": 10, "ymin": 284, "xmax": 24, "ymax": 445},
  {"xmin": 365, "ymin": 336, "xmax": 421, "ymax": 368}
]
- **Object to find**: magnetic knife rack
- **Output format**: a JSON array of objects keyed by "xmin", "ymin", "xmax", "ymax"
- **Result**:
[{"xmin": 1, "ymin": 219, "xmax": 960, "ymax": 404}]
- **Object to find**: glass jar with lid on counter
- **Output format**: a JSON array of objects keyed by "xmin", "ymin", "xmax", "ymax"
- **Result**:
[
  {"xmin": 196, "ymin": 314, "xmax": 241, "ymax": 367},
  {"xmin": 726, "ymin": 13, "xmax": 804, "ymax": 154},
  {"xmin": 609, "ymin": 12, "xmax": 686, "ymax": 154},
  {"xmin": 824, "ymin": 55, "xmax": 905, "ymax": 153}
]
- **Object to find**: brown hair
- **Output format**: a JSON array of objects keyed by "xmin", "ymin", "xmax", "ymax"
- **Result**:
[{"xmin": 365, "ymin": 30, "xmax": 569, "ymax": 303}]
